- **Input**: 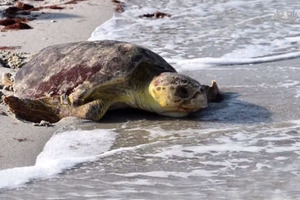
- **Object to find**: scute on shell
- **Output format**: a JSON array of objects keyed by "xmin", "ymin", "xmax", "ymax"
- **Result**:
[{"xmin": 13, "ymin": 40, "xmax": 176, "ymax": 101}]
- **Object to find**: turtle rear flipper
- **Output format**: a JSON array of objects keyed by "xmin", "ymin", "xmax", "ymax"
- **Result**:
[{"xmin": 4, "ymin": 96, "xmax": 62, "ymax": 123}]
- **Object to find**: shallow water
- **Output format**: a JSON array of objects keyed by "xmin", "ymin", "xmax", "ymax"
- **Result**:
[{"xmin": 1, "ymin": 0, "xmax": 300, "ymax": 199}]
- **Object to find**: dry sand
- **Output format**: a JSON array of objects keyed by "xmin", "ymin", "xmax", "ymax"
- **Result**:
[
  {"xmin": 0, "ymin": 0, "xmax": 113, "ymax": 170},
  {"xmin": 0, "ymin": 0, "xmax": 113, "ymax": 53}
]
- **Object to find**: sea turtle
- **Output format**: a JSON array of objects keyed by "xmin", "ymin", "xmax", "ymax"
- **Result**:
[{"xmin": 4, "ymin": 40, "xmax": 221, "ymax": 123}]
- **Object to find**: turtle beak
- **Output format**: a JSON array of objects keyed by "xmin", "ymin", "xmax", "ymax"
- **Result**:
[{"xmin": 179, "ymin": 91, "xmax": 207, "ymax": 112}]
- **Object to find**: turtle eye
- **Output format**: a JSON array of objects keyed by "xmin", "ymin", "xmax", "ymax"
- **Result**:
[{"xmin": 175, "ymin": 86, "xmax": 189, "ymax": 98}]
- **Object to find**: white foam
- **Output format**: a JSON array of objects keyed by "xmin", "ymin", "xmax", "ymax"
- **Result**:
[
  {"xmin": 0, "ymin": 129, "xmax": 117, "ymax": 190},
  {"xmin": 89, "ymin": 1, "xmax": 300, "ymax": 71},
  {"xmin": 296, "ymin": 90, "xmax": 300, "ymax": 98},
  {"xmin": 147, "ymin": 143, "xmax": 265, "ymax": 160},
  {"xmin": 142, "ymin": 121, "xmax": 300, "ymax": 173},
  {"xmin": 170, "ymin": 51, "xmax": 300, "ymax": 71},
  {"xmin": 277, "ymin": 80, "xmax": 300, "ymax": 88},
  {"xmin": 1, "ymin": 120, "xmax": 299, "ymax": 192},
  {"xmin": 114, "ymin": 169, "xmax": 215, "ymax": 179},
  {"xmin": 90, "ymin": 14, "xmax": 300, "ymax": 71}
]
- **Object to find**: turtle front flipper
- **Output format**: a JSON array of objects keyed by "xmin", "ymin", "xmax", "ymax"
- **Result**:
[
  {"xmin": 202, "ymin": 80, "xmax": 223, "ymax": 102},
  {"xmin": 4, "ymin": 96, "xmax": 62, "ymax": 123},
  {"xmin": 70, "ymin": 99, "xmax": 113, "ymax": 121}
]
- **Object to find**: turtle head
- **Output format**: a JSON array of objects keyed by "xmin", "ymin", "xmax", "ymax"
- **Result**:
[{"xmin": 148, "ymin": 72, "xmax": 207, "ymax": 117}]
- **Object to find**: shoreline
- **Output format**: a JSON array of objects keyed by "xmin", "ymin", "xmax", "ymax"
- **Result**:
[{"xmin": 0, "ymin": 0, "xmax": 113, "ymax": 170}]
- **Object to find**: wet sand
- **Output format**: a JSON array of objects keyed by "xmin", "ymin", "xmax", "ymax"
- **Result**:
[{"xmin": 0, "ymin": 0, "xmax": 113, "ymax": 170}]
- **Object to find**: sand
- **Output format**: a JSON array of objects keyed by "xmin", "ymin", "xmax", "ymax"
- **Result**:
[
  {"xmin": 0, "ymin": 0, "xmax": 113, "ymax": 170},
  {"xmin": 0, "ymin": 0, "xmax": 113, "ymax": 53}
]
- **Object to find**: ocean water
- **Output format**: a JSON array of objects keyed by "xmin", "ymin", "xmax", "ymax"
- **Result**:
[{"xmin": 1, "ymin": 0, "xmax": 300, "ymax": 199}]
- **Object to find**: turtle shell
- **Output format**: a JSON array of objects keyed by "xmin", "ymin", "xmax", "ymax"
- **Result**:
[{"xmin": 14, "ymin": 40, "xmax": 176, "ymax": 100}]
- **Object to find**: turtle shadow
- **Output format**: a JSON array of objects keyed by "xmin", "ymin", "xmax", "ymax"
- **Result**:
[
  {"xmin": 188, "ymin": 92, "xmax": 272, "ymax": 124},
  {"xmin": 97, "ymin": 92, "xmax": 272, "ymax": 125},
  {"xmin": 100, "ymin": 108, "xmax": 168, "ymax": 123}
]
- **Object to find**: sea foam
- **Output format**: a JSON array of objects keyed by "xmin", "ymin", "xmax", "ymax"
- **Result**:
[
  {"xmin": 90, "ymin": 0, "xmax": 300, "ymax": 71},
  {"xmin": 0, "ymin": 129, "xmax": 116, "ymax": 190}
]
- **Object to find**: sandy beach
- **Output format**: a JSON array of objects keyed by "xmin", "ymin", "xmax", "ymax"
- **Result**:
[
  {"xmin": 0, "ymin": 0, "xmax": 113, "ymax": 170},
  {"xmin": 0, "ymin": 0, "xmax": 299, "ymax": 197}
]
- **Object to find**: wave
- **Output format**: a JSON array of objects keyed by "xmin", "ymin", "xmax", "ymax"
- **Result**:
[
  {"xmin": 170, "ymin": 51, "xmax": 300, "ymax": 71},
  {"xmin": 0, "ymin": 129, "xmax": 116, "ymax": 190}
]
